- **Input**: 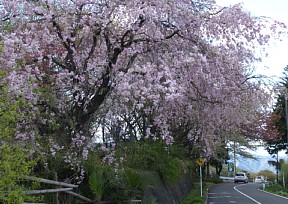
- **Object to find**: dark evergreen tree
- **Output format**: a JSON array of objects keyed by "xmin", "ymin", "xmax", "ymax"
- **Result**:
[{"xmin": 267, "ymin": 65, "xmax": 288, "ymax": 152}]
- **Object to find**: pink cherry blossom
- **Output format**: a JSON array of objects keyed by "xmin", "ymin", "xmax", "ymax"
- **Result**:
[{"xmin": 0, "ymin": 0, "xmax": 285, "ymax": 172}]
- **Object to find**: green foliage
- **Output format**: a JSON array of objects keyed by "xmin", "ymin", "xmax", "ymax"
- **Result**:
[
  {"xmin": 89, "ymin": 169, "xmax": 105, "ymax": 200},
  {"xmin": 0, "ymin": 71, "xmax": 37, "ymax": 204},
  {"xmin": 117, "ymin": 141, "xmax": 190, "ymax": 184},
  {"xmin": 83, "ymin": 141, "xmax": 196, "ymax": 202},
  {"xmin": 258, "ymin": 170, "xmax": 276, "ymax": 181},
  {"xmin": 180, "ymin": 182, "xmax": 213, "ymax": 204},
  {"xmin": 123, "ymin": 168, "xmax": 144, "ymax": 190},
  {"xmin": 155, "ymin": 158, "xmax": 182, "ymax": 183},
  {"xmin": 143, "ymin": 196, "xmax": 158, "ymax": 204},
  {"xmin": 139, "ymin": 171, "xmax": 162, "ymax": 187},
  {"xmin": 0, "ymin": 41, "xmax": 3, "ymax": 56},
  {"xmin": 268, "ymin": 65, "xmax": 288, "ymax": 147},
  {"xmin": 0, "ymin": 145, "xmax": 36, "ymax": 204},
  {"xmin": 265, "ymin": 184, "xmax": 283, "ymax": 191},
  {"xmin": 209, "ymin": 145, "xmax": 230, "ymax": 176},
  {"xmin": 84, "ymin": 157, "xmax": 106, "ymax": 201},
  {"xmin": 83, "ymin": 142, "xmax": 194, "ymax": 202},
  {"xmin": 83, "ymin": 154, "xmax": 146, "ymax": 202},
  {"xmin": 262, "ymin": 184, "xmax": 288, "ymax": 198},
  {"xmin": 83, "ymin": 156, "xmax": 113, "ymax": 199},
  {"xmin": 280, "ymin": 160, "xmax": 288, "ymax": 187},
  {"xmin": 204, "ymin": 176, "xmax": 223, "ymax": 184},
  {"xmin": 278, "ymin": 191, "xmax": 288, "ymax": 197}
]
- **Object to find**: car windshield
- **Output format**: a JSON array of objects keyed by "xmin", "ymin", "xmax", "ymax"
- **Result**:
[
  {"xmin": 256, "ymin": 176, "xmax": 261, "ymax": 179},
  {"xmin": 236, "ymin": 173, "xmax": 245, "ymax": 176}
]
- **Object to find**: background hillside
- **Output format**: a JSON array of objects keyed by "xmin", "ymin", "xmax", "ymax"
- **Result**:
[{"xmin": 235, "ymin": 155, "xmax": 287, "ymax": 173}]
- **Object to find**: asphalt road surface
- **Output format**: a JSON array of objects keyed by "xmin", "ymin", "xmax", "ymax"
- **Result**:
[{"xmin": 207, "ymin": 183, "xmax": 288, "ymax": 204}]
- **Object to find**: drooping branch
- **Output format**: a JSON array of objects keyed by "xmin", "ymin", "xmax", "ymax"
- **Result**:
[
  {"xmin": 188, "ymin": 80, "xmax": 223, "ymax": 104},
  {"xmin": 165, "ymin": 29, "xmax": 180, "ymax": 40}
]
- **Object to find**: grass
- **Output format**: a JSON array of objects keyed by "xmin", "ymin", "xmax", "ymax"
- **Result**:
[
  {"xmin": 260, "ymin": 183, "xmax": 288, "ymax": 198},
  {"xmin": 180, "ymin": 182, "xmax": 214, "ymax": 204}
]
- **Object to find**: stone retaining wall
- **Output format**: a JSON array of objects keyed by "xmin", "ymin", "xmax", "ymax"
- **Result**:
[{"xmin": 142, "ymin": 176, "xmax": 194, "ymax": 204}]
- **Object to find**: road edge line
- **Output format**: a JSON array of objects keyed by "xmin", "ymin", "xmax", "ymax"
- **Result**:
[
  {"xmin": 258, "ymin": 188, "xmax": 288, "ymax": 200},
  {"xmin": 234, "ymin": 184, "xmax": 262, "ymax": 204}
]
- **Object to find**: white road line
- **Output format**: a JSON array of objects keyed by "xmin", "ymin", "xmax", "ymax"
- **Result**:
[{"xmin": 234, "ymin": 184, "xmax": 262, "ymax": 204}]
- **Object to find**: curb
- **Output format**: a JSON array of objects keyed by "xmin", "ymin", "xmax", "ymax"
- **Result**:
[{"xmin": 258, "ymin": 188, "xmax": 288, "ymax": 200}]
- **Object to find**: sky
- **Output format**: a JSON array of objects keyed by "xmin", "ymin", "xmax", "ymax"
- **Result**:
[{"xmin": 216, "ymin": 0, "xmax": 288, "ymax": 157}]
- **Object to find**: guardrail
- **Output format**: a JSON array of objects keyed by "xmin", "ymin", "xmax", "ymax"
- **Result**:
[{"xmin": 219, "ymin": 176, "xmax": 234, "ymax": 182}]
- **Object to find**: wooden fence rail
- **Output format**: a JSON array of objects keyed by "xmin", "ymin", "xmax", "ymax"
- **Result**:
[{"xmin": 22, "ymin": 176, "xmax": 92, "ymax": 203}]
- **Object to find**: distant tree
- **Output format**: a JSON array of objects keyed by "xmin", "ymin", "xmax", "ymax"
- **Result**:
[
  {"xmin": 265, "ymin": 65, "xmax": 288, "ymax": 152},
  {"xmin": 258, "ymin": 170, "xmax": 276, "ymax": 182},
  {"xmin": 209, "ymin": 145, "xmax": 229, "ymax": 176},
  {"xmin": 273, "ymin": 66, "xmax": 288, "ymax": 142},
  {"xmin": 280, "ymin": 160, "xmax": 288, "ymax": 188}
]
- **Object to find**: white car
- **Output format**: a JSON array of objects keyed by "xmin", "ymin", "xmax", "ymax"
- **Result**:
[
  {"xmin": 234, "ymin": 172, "xmax": 248, "ymax": 183},
  {"xmin": 254, "ymin": 176, "xmax": 264, "ymax": 183}
]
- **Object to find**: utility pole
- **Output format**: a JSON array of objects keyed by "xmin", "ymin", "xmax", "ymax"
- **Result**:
[
  {"xmin": 285, "ymin": 96, "xmax": 288, "ymax": 143},
  {"xmin": 284, "ymin": 96, "xmax": 288, "ymax": 187},
  {"xmin": 234, "ymin": 140, "xmax": 236, "ymax": 176},
  {"xmin": 276, "ymin": 148, "xmax": 279, "ymax": 183}
]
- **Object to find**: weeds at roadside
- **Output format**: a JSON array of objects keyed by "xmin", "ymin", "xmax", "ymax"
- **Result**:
[
  {"xmin": 261, "ymin": 184, "xmax": 288, "ymax": 198},
  {"xmin": 180, "ymin": 182, "xmax": 214, "ymax": 204}
]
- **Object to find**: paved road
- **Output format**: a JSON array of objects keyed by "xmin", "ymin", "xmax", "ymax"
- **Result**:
[{"xmin": 207, "ymin": 183, "xmax": 288, "ymax": 204}]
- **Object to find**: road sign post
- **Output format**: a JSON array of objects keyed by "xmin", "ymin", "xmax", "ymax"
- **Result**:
[
  {"xmin": 196, "ymin": 158, "xmax": 204, "ymax": 197},
  {"xmin": 200, "ymin": 165, "xmax": 202, "ymax": 197}
]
